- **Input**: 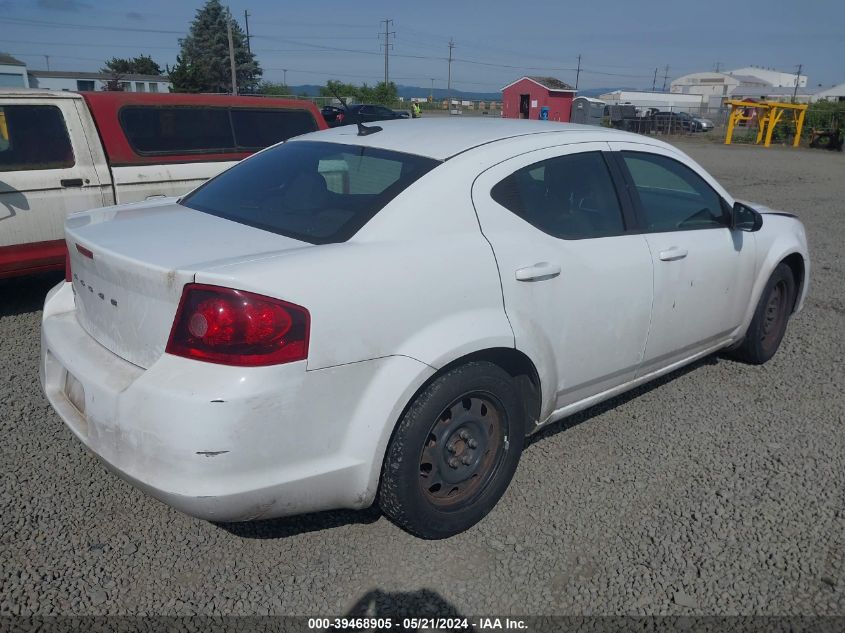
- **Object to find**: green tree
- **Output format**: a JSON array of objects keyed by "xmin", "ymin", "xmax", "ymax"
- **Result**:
[
  {"xmin": 103, "ymin": 55, "xmax": 162, "ymax": 76},
  {"xmin": 169, "ymin": 0, "xmax": 261, "ymax": 93},
  {"xmin": 257, "ymin": 81, "xmax": 291, "ymax": 96},
  {"xmin": 319, "ymin": 80, "xmax": 360, "ymax": 101}
]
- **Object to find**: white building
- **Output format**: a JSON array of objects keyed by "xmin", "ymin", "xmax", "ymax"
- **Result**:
[
  {"xmin": 0, "ymin": 53, "xmax": 28, "ymax": 88},
  {"xmin": 598, "ymin": 90, "xmax": 704, "ymax": 112},
  {"xmin": 726, "ymin": 66, "xmax": 807, "ymax": 88},
  {"xmin": 815, "ymin": 83, "xmax": 845, "ymax": 103},
  {"xmin": 28, "ymin": 70, "xmax": 171, "ymax": 93},
  {"xmin": 730, "ymin": 85, "xmax": 817, "ymax": 104},
  {"xmin": 670, "ymin": 72, "xmax": 770, "ymax": 108}
]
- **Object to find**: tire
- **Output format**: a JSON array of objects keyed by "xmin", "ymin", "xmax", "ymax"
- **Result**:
[
  {"xmin": 379, "ymin": 361, "xmax": 525, "ymax": 539},
  {"xmin": 730, "ymin": 263, "xmax": 796, "ymax": 364}
]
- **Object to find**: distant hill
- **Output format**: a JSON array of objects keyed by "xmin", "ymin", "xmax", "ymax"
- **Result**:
[
  {"xmin": 288, "ymin": 84, "xmax": 502, "ymax": 101},
  {"xmin": 287, "ymin": 84, "xmax": 631, "ymax": 101}
]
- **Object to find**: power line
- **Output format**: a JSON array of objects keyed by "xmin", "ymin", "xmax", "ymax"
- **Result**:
[
  {"xmin": 793, "ymin": 63, "xmax": 803, "ymax": 101},
  {"xmin": 575, "ymin": 54, "xmax": 581, "ymax": 90},
  {"xmin": 447, "ymin": 38, "xmax": 454, "ymax": 112},
  {"xmin": 243, "ymin": 10, "xmax": 251, "ymax": 55},
  {"xmin": 379, "ymin": 18, "xmax": 394, "ymax": 85}
]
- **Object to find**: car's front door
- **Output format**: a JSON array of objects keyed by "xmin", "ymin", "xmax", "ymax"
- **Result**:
[
  {"xmin": 609, "ymin": 142, "xmax": 756, "ymax": 374},
  {"xmin": 0, "ymin": 97, "xmax": 107, "ymax": 273},
  {"xmin": 472, "ymin": 143, "xmax": 654, "ymax": 415}
]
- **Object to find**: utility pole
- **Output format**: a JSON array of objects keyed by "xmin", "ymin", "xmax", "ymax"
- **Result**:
[
  {"xmin": 283, "ymin": 69, "xmax": 288, "ymax": 86},
  {"xmin": 651, "ymin": 67, "xmax": 658, "ymax": 92},
  {"xmin": 661, "ymin": 65, "xmax": 669, "ymax": 92},
  {"xmin": 447, "ymin": 38, "xmax": 454, "ymax": 113},
  {"xmin": 227, "ymin": 20, "xmax": 237, "ymax": 95},
  {"xmin": 792, "ymin": 63, "xmax": 803, "ymax": 102},
  {"xmin": 243, "ymin": 10, "xmax": 251, "ymax": 55},
  {"xmin": 575, "ymin": 54, "xmax": 581, "ymax": 90},
  {"xmin": 43, "ymin": 54, "xmax": 50, "ymax": 71},
  {"xmin": 714, "ymin": 61, "xmax": 721, "ymax": 72},
  {"xmin": 379, "ymin": 18, "xmax": 395, "ymax": 85},
  {"xmin": 430, "ymin": 78, "xmax": 434, "ymax": 102}
]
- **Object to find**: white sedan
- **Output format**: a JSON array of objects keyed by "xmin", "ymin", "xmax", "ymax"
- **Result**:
[{"xmin": 40, "ymin": 119, "xmax": 810, "ymax": 539}]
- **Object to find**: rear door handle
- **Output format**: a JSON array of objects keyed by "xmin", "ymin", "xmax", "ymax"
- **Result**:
[
  {"xmin": 515, "ymin": 262, "xmax": 561, "ymax": 282},
  {"xmin": 60, "ymin": 178, "xmax": 84, "ymax": 188},
  {"xmin": 658, "ymin": 247, "xmax": 688, "ymax": 261}
]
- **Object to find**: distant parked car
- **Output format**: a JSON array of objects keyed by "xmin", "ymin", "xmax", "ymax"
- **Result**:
[
  {"xmin": 652, "ymin": 111, "xmax": 712, "ymax": 133},
  {"xmin": 320, "ymin": 105, "xmax": 347, "ymax": 128},
  {"xmin": 693, "ymin": 115, "xmax": 715, "ymax": 132},
  {"xmin": 344, "ymin": 104, "xmax": 408, "ymax": 125}
]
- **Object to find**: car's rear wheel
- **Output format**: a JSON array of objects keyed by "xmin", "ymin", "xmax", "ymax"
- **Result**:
[
  {"xmin": 731, "ymin": 263, "xmax": 796, "ymax": 364},
  {"xmin": 379, "ymin": 361, "xmax": 524, "ymax": 539}
]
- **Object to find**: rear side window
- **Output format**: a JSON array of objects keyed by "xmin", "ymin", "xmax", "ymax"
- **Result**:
[
  {"xmin": 0, "ymin": 105, "xmax": 74, "ymax": 171},
  {"xmin": 180, "ymin": 141, "xmax": 440, "ymax": 244},
  {"xmin": 491, "ymin": 151, "xmax": 625, "ymax": 239},
  {"xmin": 119, "ymin": 106, "xmax": 318, "ymax": 155},
  {"xmin": 231, "ymin": 109, "xmax": 318, "ymax": 149}
]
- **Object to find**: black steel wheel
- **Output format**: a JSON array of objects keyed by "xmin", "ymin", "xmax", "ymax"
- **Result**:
[
  {"xmin": 730, "ymin": 263, "xmax": 797, "ymax": 365},
  {"xmin": 379, "ymin": 361, "xmax": 525, "ymax": 539}
]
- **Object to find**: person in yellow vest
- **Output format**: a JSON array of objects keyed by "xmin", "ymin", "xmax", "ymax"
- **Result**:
[{"xmin": 412, "ymin": 102, "xmax": 421, "ymax": 119}]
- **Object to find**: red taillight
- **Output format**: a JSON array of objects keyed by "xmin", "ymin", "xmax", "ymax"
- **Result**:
[
  {"xmin": 166, "ymin": 284, "xmax": 309, "ymax": 367},
  {"xmin": 64, "ymin": 250, "xmax": 72, "ymax": 282}
]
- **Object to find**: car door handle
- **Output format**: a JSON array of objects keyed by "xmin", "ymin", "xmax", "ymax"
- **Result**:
[
  {"xmin": 60, "ymin": 178, "xmax": 84, "ymax": 188},
  {"xmin": 515, "ymin": 262, "xmax": 561, "ymax": 282},
  {"xmin": 658, "ymin": 247, "xmax": 688, "ymax": 261}
]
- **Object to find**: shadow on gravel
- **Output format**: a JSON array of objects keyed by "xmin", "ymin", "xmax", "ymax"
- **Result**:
[
  {"xmin": 526, "ymin": 355, "xmax": 720, "ymax": 447},
  {"xmin": 220, "ymin": 356, "xmax": 727, "ymax": 540},
  {"xmin": 215, "ymin": 505, "xmax": 382, "ymax": 540},
  {"xmin": 328, "ymin": 588, "xmax": 475, "ymax": 632},
  {"xmin": 0, "ymin": 271, "xmax": 64, "ymax": 317}
]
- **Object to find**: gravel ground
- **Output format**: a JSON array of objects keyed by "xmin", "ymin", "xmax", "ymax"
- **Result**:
[{"xmin": 0, "ymin": 141, "xmax": 843, "ymax": 619}]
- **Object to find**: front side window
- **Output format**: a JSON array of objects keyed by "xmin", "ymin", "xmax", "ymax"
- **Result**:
[
  {"xmin": 622, "ymin": 151, "xmax": 727, "ymax": 232},
  {"xmin": 180, "ymin": 141, "xmax": 439, "ymax": 244},
  {"xmin": 0, "ymin": 105, "xmax": 74, "ymax": 171},
  {"xmin": 490, "ymin": 151, "xmax": 625, "ymax": 239}
]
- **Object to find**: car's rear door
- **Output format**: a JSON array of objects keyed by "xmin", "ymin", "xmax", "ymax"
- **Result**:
[
  {"xmin": 608, "ymin": 141, "xmax": 756, "ymax": 373},
  {"xmin": 472, "ymin": 142, "xmax": 654, "ymax": 412}
]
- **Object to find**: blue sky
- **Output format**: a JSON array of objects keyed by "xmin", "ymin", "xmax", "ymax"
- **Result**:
[{"xmin": 1, "ymin": 0, "xmax": 842, "ymax": 92}]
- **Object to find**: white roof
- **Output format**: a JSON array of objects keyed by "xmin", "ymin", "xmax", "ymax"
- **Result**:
[
  {"xmin": 291, "ymin": 118, "xmax": 627, "ymax": 161},
  {"xmin": 0, "ymin": 88, "xmax": 82, "ymax": 99}
]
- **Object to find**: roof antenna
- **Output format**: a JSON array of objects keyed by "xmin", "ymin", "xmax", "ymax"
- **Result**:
[{"xmin": 328, "ymin": 83, "xmax": 382, "ymax": 136}]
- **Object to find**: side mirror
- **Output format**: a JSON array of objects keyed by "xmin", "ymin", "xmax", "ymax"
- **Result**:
[{"xmin": 732, "ymin": 201, "xmax": 763, "ymax": 232}]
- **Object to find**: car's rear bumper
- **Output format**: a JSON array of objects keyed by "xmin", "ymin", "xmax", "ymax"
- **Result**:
[{"xmin": 40, "ymin": 281, "xmax": 433, "ymax": 522}]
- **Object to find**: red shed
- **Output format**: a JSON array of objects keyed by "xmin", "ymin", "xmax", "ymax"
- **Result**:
[{"xmin": 501, "ymin": 76, "xmax": 576, "ymax": 122}]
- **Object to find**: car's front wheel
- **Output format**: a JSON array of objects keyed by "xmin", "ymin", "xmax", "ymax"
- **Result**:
[
  {"xmin": 731, "ymin": 263, "xmax": 796, "ymax": 364},
  {"xmin": 379, "ymin": 361, "xmax": 525, "ymax": 539}
]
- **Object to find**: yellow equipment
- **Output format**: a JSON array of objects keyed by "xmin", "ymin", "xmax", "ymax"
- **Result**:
[{"xmin": 724, "ymin": 100, "xmax": 808, "ymax": 148}]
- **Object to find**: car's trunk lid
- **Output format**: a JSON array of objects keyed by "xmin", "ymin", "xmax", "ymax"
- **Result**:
[{"xmin": 66, "ymin": 198, "xmax": 309, "ymax": 369}]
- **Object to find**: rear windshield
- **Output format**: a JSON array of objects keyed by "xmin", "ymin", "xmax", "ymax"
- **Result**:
[{"xmin": 180, "ymin": 140, "xmax": 440, "ymax": 243}]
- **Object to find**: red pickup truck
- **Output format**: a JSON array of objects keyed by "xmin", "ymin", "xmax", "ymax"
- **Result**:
[{"xmin": 0, "ymin": 90, "xmax": 326, "ymax": 278}]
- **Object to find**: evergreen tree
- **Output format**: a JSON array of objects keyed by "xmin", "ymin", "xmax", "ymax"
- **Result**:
[
  {"xmin": 103, "ymin": 55, "xmax": 162, "ymax": 76},
  {"xmin": 169, "ymin": 0, "xmax": 261, "ymax": 94}
]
